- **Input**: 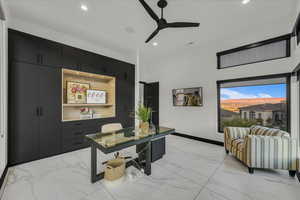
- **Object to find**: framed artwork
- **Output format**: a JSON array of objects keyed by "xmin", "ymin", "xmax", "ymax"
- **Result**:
[
  {"xmin": 87, "ymin": 90, "xmax": 106, "ymax": 104},
  {"xmin": 67, "ymin": 81, "xmax": 90, "ymax": 104},
  {"xmin": 172, "ymin": 87, "xmax": 203, "ymax": 107}
]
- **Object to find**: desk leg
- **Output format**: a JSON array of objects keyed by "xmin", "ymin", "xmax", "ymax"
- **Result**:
[
  {"xmin": 145, "ymin": 141, "xmax": 152, "ymax": 176},
  {"xmin": 91, "ymin": 144, "xmax": 97, "ymax": 183}
]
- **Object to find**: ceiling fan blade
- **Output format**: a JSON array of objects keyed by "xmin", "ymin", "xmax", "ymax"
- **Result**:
[
  {"xmin": 139, "ymin": 0, "xmax": 159, "ymax": 23},
  {"xmin": 166, "ymin": 22, "xmax": 200, "ymax": 28},
  {"xmin": 145, "ymin": 29, "xmax": 160, "ymax": 43}
]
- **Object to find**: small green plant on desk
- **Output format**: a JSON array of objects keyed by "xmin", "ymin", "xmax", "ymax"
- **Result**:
[{"xmin": 136, "ymin": 104, "xmax": 151, "ymax": 134}]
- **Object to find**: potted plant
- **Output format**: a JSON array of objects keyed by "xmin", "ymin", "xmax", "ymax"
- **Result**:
[{"xmin": 136, "ymin": 104, "xmax": 151, "ymax": 134}]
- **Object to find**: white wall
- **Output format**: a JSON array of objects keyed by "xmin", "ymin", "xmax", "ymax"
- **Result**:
[
  {"xmin": 140, "ymin": 40, "xmax": 295, "ymax": 141},
  {"xmin": 291, "ymin": 0, "xmax": 300, "ymax": 140},
  {"xmin": 293, "ymin": 0, "xmax": 300, "ymax": 66},
  {"xmin": 0, "ymin": 2, "xmax": 7, "ymax": 179}
]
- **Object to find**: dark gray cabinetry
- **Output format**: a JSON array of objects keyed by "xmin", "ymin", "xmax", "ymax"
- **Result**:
[
  {"xmin": 61, "ymin": 121, "xmax": 98, "ymax": 152},
  {"xmin": 8, "ymin": 32, "xmax": 40, "ymax": 64},
  {"xmin": 9, "ymin": 62, "xmax": 40, "ymax": 164},
  {"xmin": 151, "ymin": 137, "xmax": 166, "ymax": 162},
  {"xmin": 8, "ymin": 30, "xmax": 62, "ymax": 67},
  {"xmin": 9, "ymin": 62, "xmax": 61, "ymax": 165},
  {"xmin": 8, "ymin": 29, "xmax": 135, "ymax": 165},
  {"xmin": 61, "ymin": 46, "xmax": 82, "ymax": 70},
  {"xmin": 116, "ymin": 64, "xmax": 135, "ymax": 127},
  {"xmin": 38, "ymin": 39, "xmax": 62, "ymax": 67},
  {"xmin": 39, "ymin": 67, "xmax": 62, "ymax": 157},
  {"xmin": 139, "ymin": 82, "xmax": 164, "ymax": 162}
]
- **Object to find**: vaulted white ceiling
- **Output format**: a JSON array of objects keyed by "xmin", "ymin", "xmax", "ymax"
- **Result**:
[{"xmin": 5, "ymin": 0, "xmax": 297, "ymax": 62}]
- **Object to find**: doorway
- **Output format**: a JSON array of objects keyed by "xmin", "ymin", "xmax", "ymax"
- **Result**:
[{"xmin": 139, "ymin": 81, "xmax": 159, "ymax": 126}]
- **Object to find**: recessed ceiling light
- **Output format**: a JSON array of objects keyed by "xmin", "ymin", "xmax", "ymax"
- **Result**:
[
  {"xmin": 152, "ymin": 42, "xmax": 158, "ymax": 46},
  {"xmin": 80, "ymin": 4, "xmax": 88, "ymax": 11},
  {"xmin": 242, "ymin": 0, "xmax": 251, "ymax": 4}
]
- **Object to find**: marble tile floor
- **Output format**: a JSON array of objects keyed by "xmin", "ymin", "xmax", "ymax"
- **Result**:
[{"xmin": 1, "ymin": 135, "xmax": 299, "ymax": 200}]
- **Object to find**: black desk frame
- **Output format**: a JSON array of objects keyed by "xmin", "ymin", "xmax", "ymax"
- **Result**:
[{"xmin": 86, "ymin": 129, "xmax": 174, "ymax": 183}]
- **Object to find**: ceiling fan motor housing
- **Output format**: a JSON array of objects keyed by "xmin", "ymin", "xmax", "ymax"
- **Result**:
[{"xmin": 157, "ymin": 0, "xmax": 168, "ymax": 9}]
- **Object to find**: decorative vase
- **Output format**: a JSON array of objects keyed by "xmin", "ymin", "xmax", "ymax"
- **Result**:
[{"xmin": 140, "ymin": 121, "xmax": 149, "ymax": 134}]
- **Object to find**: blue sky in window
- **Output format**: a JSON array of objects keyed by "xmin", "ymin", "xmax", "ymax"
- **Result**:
[{"xmin": 221, "ymin": 84, "xmax": 286, "ymax": 100}]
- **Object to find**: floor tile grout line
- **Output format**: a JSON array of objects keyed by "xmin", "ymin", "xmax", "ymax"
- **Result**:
[{"xmin": 192, "ymin": 155, "xmax": 228, "ymax": 200}]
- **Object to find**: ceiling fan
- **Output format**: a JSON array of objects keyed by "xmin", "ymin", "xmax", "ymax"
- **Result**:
[{"xmin": 139, "ymin": 0, "xmax": 200, "ymax": 43}]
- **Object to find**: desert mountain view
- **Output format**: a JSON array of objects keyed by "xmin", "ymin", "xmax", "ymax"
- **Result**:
[{"xmin": 221, "ymin": 97, "xmax": 286, "ymax": 113}]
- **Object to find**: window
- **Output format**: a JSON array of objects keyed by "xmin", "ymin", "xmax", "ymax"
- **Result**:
[
  {"xmin": 258, "ymin": 113, "xmax": 262, "ymax": 119},
  {"xmin": 217, "ymin": 35, "xmax": 291, "ymax": 69},
  {"xmin": 217, "ymin": 74, "xmax": 290, "ymax": 133},
  {"xmin": 249, "ymin": 111, "xmax": 256, "ymax": 120},
  {"xmin": 243, "ymin": 112, "xmax": 247, "ymax": 119}
]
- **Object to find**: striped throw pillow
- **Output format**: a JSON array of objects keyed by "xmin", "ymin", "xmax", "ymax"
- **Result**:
[{"xmin": 250, "ymin": 125, "xmax": 280, "ymax": 136}]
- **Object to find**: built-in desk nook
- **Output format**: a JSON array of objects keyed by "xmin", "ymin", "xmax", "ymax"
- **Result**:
[{"xmin": 62, "ymin": 69, "xmax": 116, "ymax": 122}]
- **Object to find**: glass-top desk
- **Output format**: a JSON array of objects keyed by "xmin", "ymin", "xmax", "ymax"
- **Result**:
[{"xmin": 85, "ymin": 127, "xmax": 175, "ymax": 183}]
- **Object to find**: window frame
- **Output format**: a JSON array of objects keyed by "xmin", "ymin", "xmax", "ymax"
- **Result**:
[
  {"xmin": 249, "ymin": 111, "xmax": 256, "ymax": 120},
  {"xmin": 243, "ymin": 112, "xmax": 247, "ymax": 120},
  {"xmin": 216, "ymin": 34, "xmax": 291, "ymax": 69},
  {"xmin": 217, "ymin": 73, "xmax": 291, "ymax": 133}
]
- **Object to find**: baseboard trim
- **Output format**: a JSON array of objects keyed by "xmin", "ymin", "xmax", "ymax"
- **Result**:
[
  {"xmin": 0, "ymin": 166, "xmax": 8, "ymax": 194},
  {"xmin": 172, "ymin": 132, "xmax": 224, "ymax": 146}
]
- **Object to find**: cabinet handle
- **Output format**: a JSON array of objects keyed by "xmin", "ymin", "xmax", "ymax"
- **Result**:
[
  {"xmin": 39, "ymin": 107, "xmax": 43, "ymax": 116},
  {"xmin": 37, "ymin": 54, "xmax": 43, "ymax": 64},
  {"xmin": 36, "ymin": 107, "xmax": 40, "ymax": 116},
  {"xmin": 37, "ymin": 54, "xmax": 40, "ymax": 64}
]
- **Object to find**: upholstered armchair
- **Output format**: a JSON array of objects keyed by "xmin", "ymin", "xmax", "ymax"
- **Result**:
[{"xmin": 224, "ymin": 126, "xmax": 299, "ymax": 176}]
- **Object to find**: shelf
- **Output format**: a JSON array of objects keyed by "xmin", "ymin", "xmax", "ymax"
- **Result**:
[
  {"xmin": 62, "ymin": 116, "xmax": 114, "ymax": 122},
  {"xmin": 62, "ymin": 68, "xmax": 116, "ymax": 122},
  {"xmin": 62, "ymin": 68, "xmax": 114, "ymax": 82},
  {"xmin": 63, "ymin": 104, "xmax": 113, "ymax": 107}
]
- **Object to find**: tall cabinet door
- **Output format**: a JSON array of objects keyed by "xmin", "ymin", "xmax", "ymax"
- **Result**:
[
  {"xmin": 8, "ymin": 31, "xmax": 39, "ymax": 64},
  {"xmin": 38, "ymin": 67, "xmax": 61, "ymax": 157},
  {"xmin": 9, "ymin": 62, "xmax": 40, "ymax": 164},
  {"xmin": 39, "ymin": 40, "xmax": 62, "ymax": 67}
]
